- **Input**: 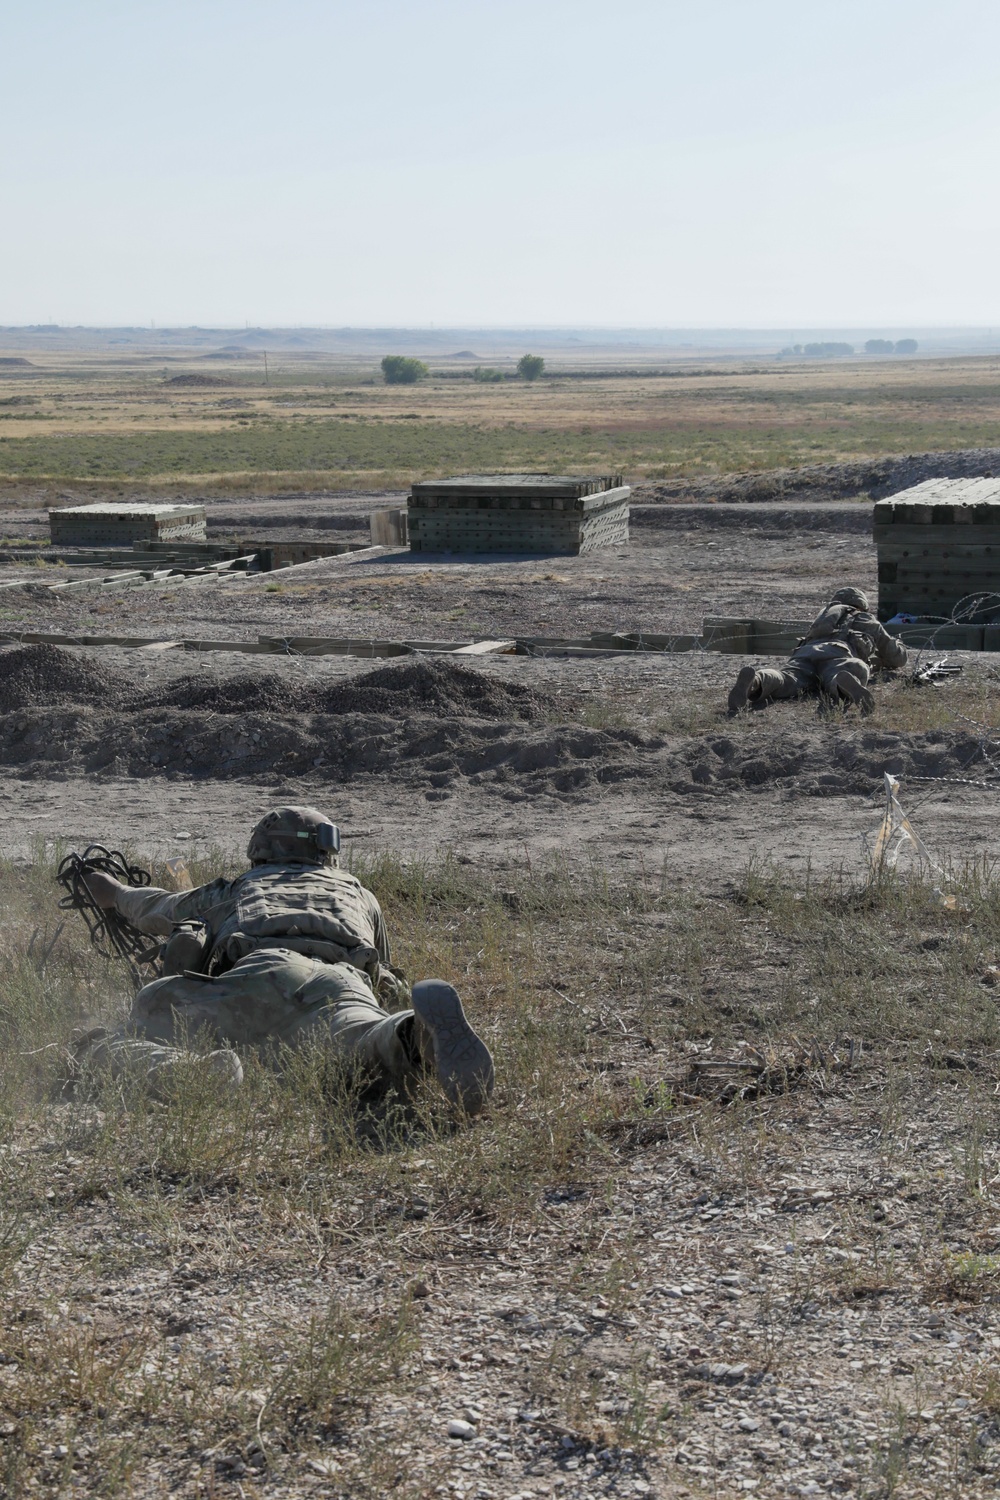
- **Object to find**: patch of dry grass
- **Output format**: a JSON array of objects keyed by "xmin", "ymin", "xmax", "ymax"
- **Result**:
[
  {"xmin": 3, "ymin": 351, "xmax": 1000, "ymax": 489},
  {"xmin": 3, "ymin": 848, "xmax": 1000, "ymax": 1492},
  {"xmin": 553, "ymin": 655, "xmax": 1000, "ymax": 743}
]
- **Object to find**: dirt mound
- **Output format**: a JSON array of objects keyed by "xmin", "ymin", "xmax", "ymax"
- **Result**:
[
  {"xmin": 67, "ymin": 710, "xmax": 642, "ymax": 787},
  {"xmin": 636, "ymin": 447, "xmax": 1000, "ymax": 507},
  {"xmin": 148, "ymin": 671, "xmax": 310, "ymax": 716},
  {"xmin": 0, "ymin": 651, "xmax": 978, "ymax": 807},
  {"xmin": 0, "ymin": 645, "xmax": 133, "ymax": 713},
  {"xmin": 669, "ymin": 727, "xmax": 986, "ymax": 798},
  {"xmin": 314, "ymin": 659, "xmax": 541, "ymax": 720},
  {"xmin": 0, "ymin": 675, "xmax": 985, "ymax": 807},
  {"xmin": 147, "ymin": 658, "xmax": 542, "ymax": 721}
]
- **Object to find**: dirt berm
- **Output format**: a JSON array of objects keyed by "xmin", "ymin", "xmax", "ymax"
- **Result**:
[
  {"xmin": 0, "ymin": 645, "xmax": 986, "ymax": 803},
  {"xmin": 636, "ymin": 446, "xmax": 1000, "ymax": 505}
]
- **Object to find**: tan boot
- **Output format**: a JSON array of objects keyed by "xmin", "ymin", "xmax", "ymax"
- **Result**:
[
  {"xmin": 411, "ymin": 981, "xmax": 495, "ymax": 1115},
  {"xmin": 831, "ymin": 670, "xmax": 875, "ymax": 716},
  {"xmin": 728, "ymin": 666, "xmax": 760, "ymax": 713},
  {"xmin": 147, "ymin": 1048, "xmax": 245, "ymax": 1100}
]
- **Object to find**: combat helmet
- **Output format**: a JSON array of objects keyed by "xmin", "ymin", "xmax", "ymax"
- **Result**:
[
  {"xmin": 831, "ymin": 586, "xmax": 869, "ymax": 612},
  {"xmin": 247, "ymin": 806, "xmax": 341, "ymax": 867}
]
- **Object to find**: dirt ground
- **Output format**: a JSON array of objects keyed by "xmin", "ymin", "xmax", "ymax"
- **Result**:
[
  {"xmin": 0, "ymin": 497, "xmax": 874, "ymax": 640},
  {"xmin": 5, "ymin": 495, "xmax": 1000, "ymax": 1500},
  {"xmin": 0, "ymin": 641, "xmax": 995, "ymax": 890},
  {"xmin": 0, "ymin": 498, "xmax": 988, "ymax": 885}
]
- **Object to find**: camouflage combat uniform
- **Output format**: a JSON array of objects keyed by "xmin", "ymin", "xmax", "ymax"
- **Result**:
[
  {"xmin": 71, "ymin": 805, "xmax": 495, "ymax": 1113},
  {"xmin": 80, "ymin": 863, "xmax": 416, "ymax": 1092},
  {"xmin": 729, "ymin": 588, "xmax": 907, "ymax": 713}
]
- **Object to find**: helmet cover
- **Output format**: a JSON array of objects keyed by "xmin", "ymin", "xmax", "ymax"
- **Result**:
[
  {"xmin": 246, "ymin": 806, "xmax": 341, "ymax": 866},
  {"xmin": 831, "ymin": 586, "xmax": 869, "ymax": 612}
]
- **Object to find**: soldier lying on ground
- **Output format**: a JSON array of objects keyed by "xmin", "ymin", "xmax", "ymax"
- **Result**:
[
  {"xmin": 72, "ymin": 806, "xmax": 495, "ymax": 1114},
  {"xmin": 727, "ymin": 587, "xmax": 907, "ymax": 716}
]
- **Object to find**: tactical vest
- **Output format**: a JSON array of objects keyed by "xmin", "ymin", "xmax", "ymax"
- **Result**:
[{"xmin": 207, "ymin": 864, "xmax": 382, "ymax": 977}]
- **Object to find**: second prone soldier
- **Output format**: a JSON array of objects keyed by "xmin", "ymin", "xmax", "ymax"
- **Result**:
[{"xmin": 727, "ymin": 586, "xmax": 907, "ymax": 716}]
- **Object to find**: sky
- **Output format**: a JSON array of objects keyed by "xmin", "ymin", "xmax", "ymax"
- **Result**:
[{"xmin": 1, "ymin": 0, "xmax": 998, "ymax": 329}]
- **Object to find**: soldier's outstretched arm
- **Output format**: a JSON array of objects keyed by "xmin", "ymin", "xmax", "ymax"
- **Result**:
[
  {"xmin": 873, "ymin": 623, "xmax": 907, "ymax": 670},
  {"xmin": 112, "ymin": 878, "xmax": 232, "ymax": 938}
]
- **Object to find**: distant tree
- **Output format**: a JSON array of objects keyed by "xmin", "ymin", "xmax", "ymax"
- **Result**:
[
  {"xmin": 473, "ymin": 366, "xmax": 505, "ymax": 383},
  {"xmin": 802, "ymin": 342, "xmax": 854, "ymax": 357},
  {"xmin": 865, "ymin": 339, "xmax": 895, "ymax": 354},
  {"xmin": 517, "ymin": 353, "xmax": 545, "ymax": 381},
  {"xmin": 894, "ymin": 338, "xmax": 918, "ymax": 355},
  {"xmin": 381, "ymin": 355, "xmax": 429, "ymax": 385}
]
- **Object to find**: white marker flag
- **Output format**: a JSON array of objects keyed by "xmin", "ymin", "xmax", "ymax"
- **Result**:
[{"xmin": 868, "ymin": 772, "xmax": 940, "ymax": 873}]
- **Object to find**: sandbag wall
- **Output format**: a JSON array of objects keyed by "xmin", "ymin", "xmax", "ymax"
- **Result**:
[
  {"xmin": 875, "ymin": 477, "xmax": 1000, "ymax": 636},
  {"xmin": 408, "ymin": 474, "xmax": 630, "ymax": 555}
]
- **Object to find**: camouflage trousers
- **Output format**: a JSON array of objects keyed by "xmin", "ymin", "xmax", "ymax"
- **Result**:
[
  {"xmin": 76, "ymin": 947, "xmax": 414, "ymax": 1094},
  {"xmin": 755, "ymin": 641, "xmax": 870, "ymax": 702}
]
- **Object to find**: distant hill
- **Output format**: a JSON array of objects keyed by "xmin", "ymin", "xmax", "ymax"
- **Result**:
[{"xmin": 0, "ymin": 326, "xmax": 997, "ymax": 358}]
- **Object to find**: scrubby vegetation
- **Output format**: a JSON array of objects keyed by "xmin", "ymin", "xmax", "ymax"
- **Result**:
[
  {"xmin": 0, "ymin": 351, "xmax": 993, "ymax": 492},
  {"xmin": 380, "ymin": 356, "xmax": 429, "ymax": 386},
  {"xmin": 2, "ymin": 842, "xmax": 1000, "ymax": 1493}
]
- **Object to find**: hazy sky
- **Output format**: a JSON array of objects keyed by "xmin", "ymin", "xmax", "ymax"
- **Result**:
[{"xmin": 2, "ymin": 0, "xmax": 998, "ymax": 328}]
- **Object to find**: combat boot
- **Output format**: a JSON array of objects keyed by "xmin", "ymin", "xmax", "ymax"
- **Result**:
[
  {"xmin": 831, "ymin": 670, "xmax": 875, "ymax": 716},
  {"xmin": 411, "ymin": 980, "xmax": 495, "ymax": 1115},
  {"xmin": 728, "ymin": 666, "xmax": 760, "ymax": 713},
  {"xmin": 147, "ymin": 1048, "xmax": 245, "ymax": 1100}
]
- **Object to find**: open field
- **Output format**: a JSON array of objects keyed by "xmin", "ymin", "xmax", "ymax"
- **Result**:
[
  {"xmin": 1, "ymin": 500, "xmax": 1000, "ymax": 1496},
  {"xmin": 2, "ymin": 349, "xmax": 1000, "ymax": 492},
  {"xmin": 4, "ymin": 352, "xmax": 1000, "ymax": 1496}
]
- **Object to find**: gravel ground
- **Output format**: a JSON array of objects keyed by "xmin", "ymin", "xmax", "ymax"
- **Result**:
[
  {"xmin": 0, "ymin": 504, "xmax": 873, "ymax": 645},
  {"xmin": 15, "ymin": 1047, "xmax": 1000, "ymax": 1499}
]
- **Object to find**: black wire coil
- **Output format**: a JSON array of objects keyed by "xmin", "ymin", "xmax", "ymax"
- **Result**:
[{"xmin": 56, "ymin": 845, "xmax": 160, "ymax": 978}]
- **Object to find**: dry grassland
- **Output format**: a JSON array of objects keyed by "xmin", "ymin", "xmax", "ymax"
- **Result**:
[
  {"xmin": 5, "ymin": 344, "xmax": 1000, "ymax": 1496},
  {"xmin": 3, "ymin": 352, "xmax": 1000, "ymax": 491},
  {"xmin": 3, "ymin": 839, "xmax": 1000, "ymax": 1497}
]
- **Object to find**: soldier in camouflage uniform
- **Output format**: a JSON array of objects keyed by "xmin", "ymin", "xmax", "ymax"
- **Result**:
[
  {"xmin": 74, "ymin": 806, "xmax": 495, "ymax": 1114},
  {"xmin": 727, "ymin": 587, "xmax": 907, "ymax": 716}
]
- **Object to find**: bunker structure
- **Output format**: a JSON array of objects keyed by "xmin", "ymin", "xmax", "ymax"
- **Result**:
[
  {"xmin": 49, "ymin": 503, "xmax": 207, "ymax": 548},
  {"xmin": 875, "ymin": 478, "xmax": 1000, "ymax": 631},
  {"xmin": 407, "ymin": 474, "xmax": 630, "ymax": 555}
]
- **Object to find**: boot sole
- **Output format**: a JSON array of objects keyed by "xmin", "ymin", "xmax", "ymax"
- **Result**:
[
  {"xmin": 412, "ymin": 980, "xmax": 495, "ymax": 1115},
  {"xmin": 728, "ymin": 666, "xmax": 758, "ymax": 713}
]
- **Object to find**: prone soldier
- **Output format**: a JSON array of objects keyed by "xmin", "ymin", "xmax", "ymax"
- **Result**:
[
  {"xmin": 727, "ymin": 587, "xmax": 907, "ymax": 716},
  {"xmin": 72, "ymin": 806, "xmax": 495, "ymax": 1113}
]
